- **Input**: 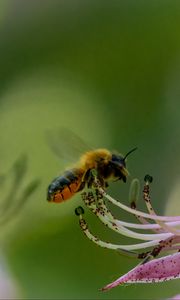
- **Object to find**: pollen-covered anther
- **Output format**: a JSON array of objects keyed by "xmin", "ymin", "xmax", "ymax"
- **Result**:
[
  {"xmin": 87, "ymin": 192, "xmax": 96, "ymax": 204},
  {"xmin": 81, "ymin": 192, "xmax": 88, "ymax": 201},
  {"xmin": 79, "ymin": 218, "xmax": 88, "ymax": 231},
  {"xmin": 76, "ymin": 174, "xmax": 180, "ymax": 291}
]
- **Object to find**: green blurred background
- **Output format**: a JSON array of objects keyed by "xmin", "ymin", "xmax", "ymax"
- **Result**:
[{"xmin": 0, "ymin": 0, "xmax": 180, "ymax": 298}]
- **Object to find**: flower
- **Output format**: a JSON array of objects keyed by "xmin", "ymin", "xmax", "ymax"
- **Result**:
[
  {"xmin": 170, "ymin": 295, "xmax": 180, "ymax": 300},
  {"xmin": 75, "ymin": 175, "xmax": 180, "ymax": 291},
  {"xmin": 102, "ymin": 252, "xmax": 180, "ymax": 291},
  {"xmin": 0, "ymin": 256, "xmax": 21, "ymax": 298}
]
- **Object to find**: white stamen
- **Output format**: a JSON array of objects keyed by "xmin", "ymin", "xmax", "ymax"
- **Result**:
[
  {"xmin": 101, "ymin": 188, "xmax": 180, "ymax": 222},
  {"xmin": 143, "ymin": 181, "xmax": 180, "ymax": 235},
  {"xmin": 85, "ymin": 199, "xmax": 174, "ymax": 241},
  {"xmin": 79, "ymin": 215, "xmax": 161, "ymax": 251}
]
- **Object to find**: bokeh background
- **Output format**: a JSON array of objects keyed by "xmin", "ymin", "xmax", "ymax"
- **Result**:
[{"xmin": 0, "ymin": 0, "xmax": 180, "ymax": 299}]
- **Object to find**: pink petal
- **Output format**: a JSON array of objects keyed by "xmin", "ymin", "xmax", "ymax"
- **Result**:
[
  {"xmin": 102, "ymin": 252, "xmax": 180, "ymax": 291},
  {"xmin": 170, "ymin": 295, "xmax": 180, "ymax": 300}
]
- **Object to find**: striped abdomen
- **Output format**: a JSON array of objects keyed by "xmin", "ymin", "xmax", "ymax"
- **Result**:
[{"xmin": 47, "ymin": 168, "xmax": 84, "ymax": 203}]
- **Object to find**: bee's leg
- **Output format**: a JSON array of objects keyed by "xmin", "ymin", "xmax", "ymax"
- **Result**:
[
  {"xmin": 81, "ymin": 169, "xmax": 92, "ymax": 188},
  {"xmin": 77, "ymin": 169, "xmax": 92, "ymax": 191},
  {"xmin": 95, "ymin": 188, "xmax": 103, "ymax": 200},
  {"xmin": 97, "ymin": 175, "xmax": 106, "ymax": 189},
  {"xmin": 105, "ymin": 181, "xmax": 109, "ymax": 188},
  {"xmin": 87, "ymin": 170, "xmax": 95, "ymax": 188},
  {"xmin": 76, "ymin": 181, "xmax": 86, "ymax": 192},
  {"xmin": 81, "ymin": 169, "xmax": 107, "ymax": 190},
  {"xmin": 93, "ymin": 176, "xmax": 106, "ymax": 200}
]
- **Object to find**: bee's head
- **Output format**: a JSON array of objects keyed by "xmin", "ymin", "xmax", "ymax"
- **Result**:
[{"xmin": 111, "ymin": 147, "xmax": 137, "ymax": 182}]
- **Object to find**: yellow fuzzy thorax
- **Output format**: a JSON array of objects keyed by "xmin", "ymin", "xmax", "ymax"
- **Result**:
[{"xmin": 79, "ymin": 149, "xmax": 111, "ymax": 170}]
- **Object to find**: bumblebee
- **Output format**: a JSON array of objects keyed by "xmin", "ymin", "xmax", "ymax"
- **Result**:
[{"xmin": 47, "ymin": 147, "xmax": 137, "ymax": 203}]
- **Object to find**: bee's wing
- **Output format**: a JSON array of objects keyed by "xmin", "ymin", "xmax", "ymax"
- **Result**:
[{"xmin": 46, "ymin": 127, "xmax": 92, "ymax": 165}]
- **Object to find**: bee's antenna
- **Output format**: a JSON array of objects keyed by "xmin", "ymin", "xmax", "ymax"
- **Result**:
[{"xmin": 123, "ymin": 147, "xmax": 137, "ymax": 161}]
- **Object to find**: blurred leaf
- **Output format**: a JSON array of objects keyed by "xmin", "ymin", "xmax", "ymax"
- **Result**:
[
  {"xmin": 0, "ymin": 155, "xmax": 28, "ymax": 214},
  {"xmin": 20, "ymin": 179, "xmax": 41, "ymax": 200},
  {"xmin": 0, "ymin": 179, "xmax": 41, "ymax": 226},
  {"xmin": 11, "ymin": 154, "xmax": 27, "ymax": 187},
  {"xmin": 0, "ymin": 174, "xmax": 6, "ymax": 187},
  {"xmin": 0, "ymin": 155, "xmax": 40, "ymax": 225}
]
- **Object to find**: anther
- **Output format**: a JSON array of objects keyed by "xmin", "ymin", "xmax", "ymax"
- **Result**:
[
  {"xmin": 75, "ymin": 206, "xmax": 84, "ymax": 216},
  {"xmin": 129, "ymin": 178, "xmax": 140, "ymax": 209},
  {"xmin": 144, "ymin": 174, "xmax": 153, "ymax": 183}
]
